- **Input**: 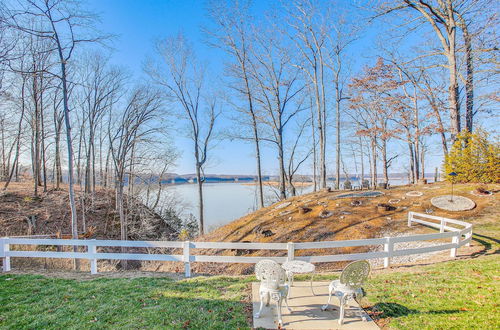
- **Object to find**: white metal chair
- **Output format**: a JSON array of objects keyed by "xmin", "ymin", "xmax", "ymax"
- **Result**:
[
  {"xmin": 322, "ymin": 260, "xmax": 370, "ymax": 325},
  {"xmin": 254, "ymin": 259, "xmax": 291, "ymax": 326}
]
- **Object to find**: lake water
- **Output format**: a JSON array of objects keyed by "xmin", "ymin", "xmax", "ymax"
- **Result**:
[{"xmin": 160, "ymin": 177, "xmax": 422, "ymax": 232}]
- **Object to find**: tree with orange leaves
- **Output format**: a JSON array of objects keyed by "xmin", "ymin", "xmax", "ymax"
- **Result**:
[{"xmin": 349, "ymin": 58, "xmax": 407, "ymax": 188}]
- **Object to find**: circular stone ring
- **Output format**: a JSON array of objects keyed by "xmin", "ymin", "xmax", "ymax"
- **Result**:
[
  {"xmin": 406, "ymin": 191, "xmax": 423, "ymax": 197},
  {"xmin": 430, "ymin": 195, "xmax": 476, "ymax": 211}
]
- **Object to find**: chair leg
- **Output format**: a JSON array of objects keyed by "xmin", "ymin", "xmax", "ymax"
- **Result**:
[
  {"xmin": 284, "ymin": 291, "xmax": 292, "ymax": 312},
  {"xmin": 338, "ymin": 294, "xmax": 346, "ymax": 325},
  {"xmin": 276, "ymin": 296, "xmax": 284, "ymax": 326},
  {"xmin": 286, "ymin": 272, "xmax": 293, "ymax": 299},
  {"xmin": 287, "ymin": 271, "xmax": 294, "ymax": 287},
  {"xmin": 256, "ymin": 291, "xmax": 266, "ymax": 318},
  {"xmin": 322, "ymin": 286, "xmax": 333, "ymax": 311}
]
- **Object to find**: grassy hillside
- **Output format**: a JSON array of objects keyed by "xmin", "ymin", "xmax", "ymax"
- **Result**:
[
  {"xmin": 185, "ymin": 182, "xmax": 499, "ymax": 275},
  {"xmin": 204, "ymin": 182, "xmax": 497, "ymax": 242}
]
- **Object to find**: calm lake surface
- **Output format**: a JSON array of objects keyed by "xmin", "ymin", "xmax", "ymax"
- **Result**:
[{"xmin": 161, "ymin": 177, "xmax": 420, "ymax": 232}]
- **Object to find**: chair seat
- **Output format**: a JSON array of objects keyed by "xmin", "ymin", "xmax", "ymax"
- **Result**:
[
  {"xmin": 259, "ymin": 283, "xmax": 288, "ymax": 295},
  {"xmin": 330, "ymin": 280, "xmax": 358, "ymax": 295}
]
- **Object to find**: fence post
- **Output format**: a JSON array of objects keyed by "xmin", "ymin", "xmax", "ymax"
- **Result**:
[
  {"xmin": 287, "ymin": 242, "xmax": 295, "ymax": 261},
  {"xmin": 465, "ymin": 226, "xmax": 472, "ymax": 247},
  {"xmin": 450, "ymin": 235, "xmax": 459, "ymax": 258},
  {"xmin": 89, "ymin": 240, "xmax": 98, "ymax": 275},
  {"xmin": 440, "ymin": 217, "xmax": 445, "ymax": 233},
  {"xmin": 183, "ymin": 241, "xmax": 191, "ymax": 278},
  {"xmin": 407, "ymin": 212, "xmax": 413, "ymax": 227},
  {"xmin": 383, "ymin": 237, "xmax": 393, "ymax": 268},
  {"xmin": 1, "ymin": 238, "xmax": 10, "ymax": 272}
]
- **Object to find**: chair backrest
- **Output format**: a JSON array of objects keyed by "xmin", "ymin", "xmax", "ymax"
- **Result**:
[
  {"xmin": 255, "ymin": 259, "xmax": 286, "ymax": 290},
  {"xmin": 339, "ymin": 260, "xmax": 370, "ymax": 289}
]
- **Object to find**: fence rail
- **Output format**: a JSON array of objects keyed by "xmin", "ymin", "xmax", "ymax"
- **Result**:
[{"xmin": 0, "ymin": 212, "xmax": 472, "ymax": 277}]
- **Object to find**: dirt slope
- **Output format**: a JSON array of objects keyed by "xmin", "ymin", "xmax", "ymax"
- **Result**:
[
  {"xmin": 185, "ymin": 182, "xmax": 498, "ymax": 274},
  {"xmin": 0, "ymin": 181, "xmax": 175, "ymax": 240}
]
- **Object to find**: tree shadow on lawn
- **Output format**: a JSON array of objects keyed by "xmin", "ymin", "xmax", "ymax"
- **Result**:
[
  {"xmin": 470, "ymin": 233, "xmax": 499, "ymax": 257},
  {"xmin": 366, "ymin": 302, "xmax": 464, "ymax": 321}
]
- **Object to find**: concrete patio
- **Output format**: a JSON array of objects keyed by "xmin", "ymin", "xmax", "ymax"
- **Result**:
[{"xmin": 252, "ymin": 281, "xmax": 379, "ymax": 329}]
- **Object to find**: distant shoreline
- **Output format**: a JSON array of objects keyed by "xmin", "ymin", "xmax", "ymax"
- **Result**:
[{"xmin": 241, "ymin": 181, "xmax": 313, "ymax": 187}]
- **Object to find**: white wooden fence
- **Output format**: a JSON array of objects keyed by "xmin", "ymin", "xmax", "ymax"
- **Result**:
[{"xmin": 0, "ymin": 212, "xmax": 472, "ymax": 277}]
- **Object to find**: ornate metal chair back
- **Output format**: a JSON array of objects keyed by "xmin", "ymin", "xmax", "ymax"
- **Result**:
[
  {"xmin": 255, "ymin": 259, "xmax": 286, "ymax": 290},
  {"xmin": 339, "ymin": 260, "xmax": 370, "ymax": 290}
]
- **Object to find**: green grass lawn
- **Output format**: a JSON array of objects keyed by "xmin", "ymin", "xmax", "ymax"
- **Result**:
[
  {"xmin": 0, "ymin": 274, "xmax": 253, "ymax": 329},
  {"xmin": 362, "ymin": 253, "xmax": 500, "ymax": 329},
  {"xmin": 1, "ymin": 253, "xmax": 499, "ymax": 329}
]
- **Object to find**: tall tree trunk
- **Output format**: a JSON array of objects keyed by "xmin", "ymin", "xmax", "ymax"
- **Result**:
[
  {"xmin": 310, "ymin": 105, "xmax": 317, "ymax": 192},
  {"xmin": 4, "ymin": 78, "xmax": 26, "ymax": 190},
  {"xmin": 127, "ymin": 139, "xmax": 136, "ymax": 197},
  {"xmin": 381, "ymin": 139, "xmax": 389, "ymax": 186},
  {"xmin": 116, "ymin": 179, "xmax": 128, "ymax": 268},
  {"xmin": 335, "ymin": 85, "xmax": 341, "ymax": 190},
  {"xmin": 370, "ymin": 137, "xmax": 377, "ymax": 189},
  {"xmin": 447, "ymin": 11, "xmax": 461, "ymax": 142},
  {"xmin": 242, "ymin": 68, "xmax": 264, "ymax": 209},
  {"xmin": 1, "ymin": 119, "xmax": 5, "ymax": 180},
  {"xmin": 32, "ymin": 70, "xmax": 41, "ymax": 196},
  {"xmin": 313, "ymin": 66, "xmax": 326, "ymax": 189},
  {"xmin": 253, "ymin": 127, "xmax": 264, "ymax": 208},
  {"xmin": 104, "ymin": 146, "xmax": 111, "ymax": 188},
  {"xmin": 420, "ymin": 146, "xmax": 425, "ymax": 179},
  {"xmin": 457, "ymin": 14, "xmax": 474, "ymax": 132},
  {"xmin": 277, "ymin": 133, "xmax": 287, "ymax": 200},
  {"xmin": 408, "ymin": 141, "xmax": 415, "ymax": 184},
  {"xmin": 195, "ymin": 164, "xmax": 204, "ymax": 235},
  {"xmin": 85, "ymin": 128, "xmax": 93, "ymax": 194},
  {"xmin": 76, "ymin": 123, "xmax": 85, "ymax": 187},
  {"xmin": 59, "ymin": 55, "xmax": 79, "ymax": 268},
  {"xmin": 359, "ymin": 136, "xmax": 364, "ymax": 188},
  {"xmin": 54, "ymin": 129, "xmax": 62, "ymax": 189},
  {"xmin": 40, "ymin": 75, "xmax": 47, "ymax": 193},
  {"xmin": 412, "ymin": 88, "xmax": 420, "ymax": 181}
]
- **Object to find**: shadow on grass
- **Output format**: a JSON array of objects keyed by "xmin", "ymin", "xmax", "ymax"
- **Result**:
[
  {"xmin": 470, "ymin": 233, "xmax": 499, "ymax": 257},
  {"xmin": 367, "ymin": 302, "xmax": 464, "ymax": 320}
]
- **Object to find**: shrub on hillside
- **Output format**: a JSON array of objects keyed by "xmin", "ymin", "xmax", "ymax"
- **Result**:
[{"xmin": 444, "ymin": 129, "xmax": 500, "ymax": 183}]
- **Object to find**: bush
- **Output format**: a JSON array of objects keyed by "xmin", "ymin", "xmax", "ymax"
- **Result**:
[{"xmin": 444, "ymin": 129, "xmax": 500, "ymax": 183}]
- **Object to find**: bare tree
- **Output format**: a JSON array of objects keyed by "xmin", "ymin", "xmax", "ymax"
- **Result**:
[
  {"xmin": 78, "ymin": 54, "xmax": 125, "ymax": 194},
  {"xmin": 109, "ymin": 86, "xmax": 165, "ymax": 246},
  {"xmin": 286, "ymin": 0, "xmax": 329, "ymax": 189},
  {"xmin": 376, "ymin": 0, "xmax": 463, "ymax": 143},
  {"xmin": 349, "ymin": 58, "xmax": 404, "ymax": 188},
  {"xmin": 2, "ymin": 0, "xmax": 105, "ymax": 252},
  {"xmin": 326, "ymin": 14, "xmax": 358, "ymax": 190},
  {"xmin": 148, "ymin": 35, "xmax": 219, "ymax": 235},
  {"xmin": 250, "ymin": 27, "xmax": 305, "ymax": 200},
  {"xmin": 206, "ymin": 0, "xmax": 265, "ymax": 208},
  {"xmin": 286, "ymin": 118, "xmax": 312, "ymax": 196}
]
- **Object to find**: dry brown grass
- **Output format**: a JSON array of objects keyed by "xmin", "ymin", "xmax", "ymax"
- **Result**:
[
  {"xmin": 0, "ymin": 181, "xmax": 119, "ymax": 238},
  {"xmin": 179, "ymin": 182, "xmax": 499, "ymax": 275},
  {"xmin": 2, "ymin": 181, "xmax": 497, "ymax": 276}
]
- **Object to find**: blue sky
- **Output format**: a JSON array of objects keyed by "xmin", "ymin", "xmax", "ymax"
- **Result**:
[{"xmin": 86, "ymin": 0, "xmax": 448, "ymax": 176}]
